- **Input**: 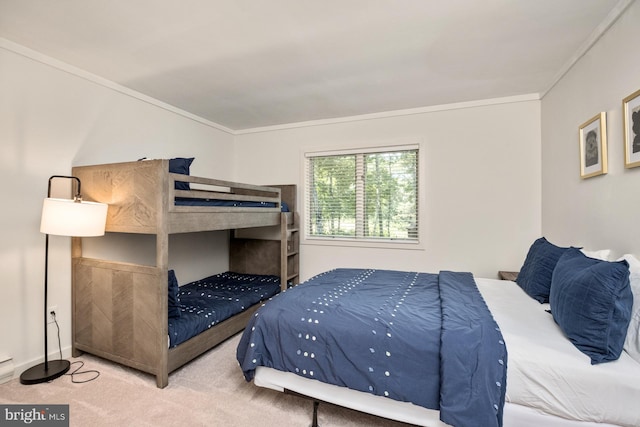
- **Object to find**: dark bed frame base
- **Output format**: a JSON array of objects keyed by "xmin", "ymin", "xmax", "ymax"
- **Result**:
[
  {"xmin": 283, "ymin": 388, "xmax": 420, "ymax": 427},
  {"xmin": 284, "ymin": 389, "xmax": 321, "ymax": 427},
  {"xmin": 312, "ymin": 400, "xmax": 320, "ymax": 427}
]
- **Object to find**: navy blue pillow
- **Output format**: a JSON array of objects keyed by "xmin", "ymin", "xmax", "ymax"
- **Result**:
[
  {"xmin": 516, "ymin": 237, "xmax": 571, "ymax": 303},
  {"xmin": 550, "ymin": 248, "xmax": 632, "ymax": 364},
  {"xmin": 168, "ymin": 269, "xmax": 181, "ymax": 319},
  {"xmin": 168, "ymin": 157, "xmax": 194, "ymax": 190}
]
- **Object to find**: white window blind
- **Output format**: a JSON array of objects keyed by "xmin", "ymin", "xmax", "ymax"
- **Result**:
[{"xmin": 305, "ymin": 147, "xmax": 418, "ymax": 242}]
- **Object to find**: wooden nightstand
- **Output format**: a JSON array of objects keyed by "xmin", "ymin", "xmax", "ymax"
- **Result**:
[{"xmin": 498, "ymin": 271, "xmax": 518, "ymax": 281}]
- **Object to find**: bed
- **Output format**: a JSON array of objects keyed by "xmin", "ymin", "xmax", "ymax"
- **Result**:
[
  {"xmin": 71, "ymin": 158, "xmax": 298, "ymax": 388},
  {"xmin": 168, "ymin": 271, "xmax": 281, "ymax": 348},
  {"xmin": 237, "ymin": 240, "xmax": 640, "ymax": 427}
]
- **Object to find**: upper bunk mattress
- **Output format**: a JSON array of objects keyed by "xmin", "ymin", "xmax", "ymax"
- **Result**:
[
  {"xmin": 169, "ymin": 272, "xmax": 281, "ymax": 348},
  {"xmin": 175, "ymin": 198, "xmax": 289, "ymax": 211}
]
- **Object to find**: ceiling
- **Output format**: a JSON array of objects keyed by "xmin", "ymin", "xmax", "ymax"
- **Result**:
[{"xmin": 0, "ymin": 0, "xmax": 630, "ymax": 132}]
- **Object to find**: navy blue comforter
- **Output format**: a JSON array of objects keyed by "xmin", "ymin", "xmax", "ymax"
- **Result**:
[
  {"xmin": 169, "ymin": 272, "xmax": 280, "ymax": 348},
  {"xmin": 175, "ymin": 198, "xmax": 289, "ymax": 211},
  {"xmin": 236, "ymin": 268, "xmax": 507, "ymax": 427}
]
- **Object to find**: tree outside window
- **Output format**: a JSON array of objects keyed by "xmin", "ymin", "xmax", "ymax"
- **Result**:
[{"xmin": 306, "ymin": 148, "xmax": 418, "ymax": 242}]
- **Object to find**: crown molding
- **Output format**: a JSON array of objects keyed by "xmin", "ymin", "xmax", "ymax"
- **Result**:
[{"xmin": 0, "ymin": 38, "xmax": 235, "ymax": 135}]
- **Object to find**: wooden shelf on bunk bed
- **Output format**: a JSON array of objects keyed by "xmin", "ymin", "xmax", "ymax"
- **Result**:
[
  {"xmin": 70, "ymin": 159, "xmax": 297, "ymax": 388},
  {"xmin": 230, "ymin": 184, "xmax": 300, "ymax": 288},
  {"xmin": 498, "ymin": 271, "xmax": 519, "ymax": 281},
  {"xmin": 276, "ymin": 183, "xmax": 300, "ymax": 287}
]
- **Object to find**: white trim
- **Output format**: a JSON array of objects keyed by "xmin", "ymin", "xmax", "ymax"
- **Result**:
[
  {"xmin": 4, "ymin": 0, "xmax": 630, "ymax": 137},
  {"xmin": 12, "ymin": 346, "xmax": 73, "ymax": 382},
  {"xmin": 12, "ymin": 0, "xmax": 625, "ymax": 137},
  {"xmin": 237, "ymin": 94, "xmax": 540, "ymax": 135},
  {"xmin": 305, "ymin": 144, "xmax": 420, "ymax": 158},
  {"xmin": 2, "ymin": 36, "xmax": 543, "ymax": 135},
  {"xmin": 0, "ymin": 38, "xmax": 235, "ymax": 135},
  {"xmin": 540, "ymin": 0, "xmax": 635, "ymax": 98},
  {"xmin": 302, "ymin": 238, "xmax": 423, "ymax": 251}
]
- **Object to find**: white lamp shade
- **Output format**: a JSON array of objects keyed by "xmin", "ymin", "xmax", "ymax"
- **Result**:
[{"xmin": 40, "ymin": 198, "xmax": 108, "ymax": 236}]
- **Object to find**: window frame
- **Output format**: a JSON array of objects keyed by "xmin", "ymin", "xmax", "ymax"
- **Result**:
[{"xmin": 301, "ymin": 140, "xmax": 425, "ymax": 250}]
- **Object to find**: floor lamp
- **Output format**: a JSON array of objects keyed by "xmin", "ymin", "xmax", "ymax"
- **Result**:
[{"xmin": 20, "ymin": 175, "xmax": 107, "ymax": 385}]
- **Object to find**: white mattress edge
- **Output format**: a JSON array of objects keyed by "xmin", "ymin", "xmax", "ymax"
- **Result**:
[
  {"xmin": 251, "ymin": 276, "xmax": 635, "ymax": 427},
  {"xmin": 254, "ymin": 366, "xmax": 623, "ymax": 427},
  {"xmin": 254, "ymin": 366, "xmax": 448, "ymax": 426}
]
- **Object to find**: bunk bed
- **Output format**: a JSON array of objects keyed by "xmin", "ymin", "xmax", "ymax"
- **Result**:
[{"xmin": 71, "ymin": 159, "xmax": 297, "ymax": 388}]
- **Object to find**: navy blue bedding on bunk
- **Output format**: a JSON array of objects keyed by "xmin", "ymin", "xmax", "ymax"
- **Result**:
[
  {"xmin": 175, "ymin": 198, "xmax": 289, "ymax": 211},
  {"xmin": 237, "ymin": 268, "xmax": 507, "ymax": 427},
  {"xmin": 168, "ymin": 272, "xmax": 280, "ymax": 348}
]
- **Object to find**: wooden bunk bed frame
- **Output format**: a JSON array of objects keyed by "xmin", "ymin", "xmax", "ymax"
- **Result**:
[{"xmin": 71, "ymin": 159, "xmax": 297, "ymax": 388}]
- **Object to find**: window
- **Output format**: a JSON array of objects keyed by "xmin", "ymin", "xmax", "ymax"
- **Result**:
[{"xmin": 305, "ymin": 146, "xmax": 418, "ymax": 242}]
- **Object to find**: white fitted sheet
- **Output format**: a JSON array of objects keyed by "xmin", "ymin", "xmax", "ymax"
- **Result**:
[
  {"xmin": 252, "ymin": 277, "xmax": 640, "ymax": 427},
  {"xmin": 478, "ymin": 278, "xmax": 640, "ymax": 427}
]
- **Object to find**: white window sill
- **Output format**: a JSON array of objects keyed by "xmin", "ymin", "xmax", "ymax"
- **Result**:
[{"xmin": 302, "ymin": 237, "xmax": 424, "ymax": 251}]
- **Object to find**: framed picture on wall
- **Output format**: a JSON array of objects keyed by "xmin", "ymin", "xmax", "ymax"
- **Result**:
[
  {"xmin": 579, "ymin": 112, "xmax": 607, "ymax": 179},
  {"xmin": 623, "ymin": 88, "xmax": 640, "ymax": 169}
]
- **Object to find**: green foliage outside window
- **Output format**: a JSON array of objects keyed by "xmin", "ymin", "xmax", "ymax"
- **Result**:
[{"xmin": 307, "ymin": 149, "xmax": 418, "ymax": 241}]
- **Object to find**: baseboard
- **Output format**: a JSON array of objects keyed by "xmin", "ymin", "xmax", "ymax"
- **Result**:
[
  {"xmin": 0, "ymin": 353, "xmax": 14, "ymax": 385},
  {"xmin": 10, "ymin": 346, "xmax": 72, "ymax": 382}
]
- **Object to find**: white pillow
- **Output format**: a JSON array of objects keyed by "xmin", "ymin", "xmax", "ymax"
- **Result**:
[
  {"xmin": 581, "ymin": 248, "xmax": 612, "ymax": 261},
  {"xmin": 619, "ymin": 253, "xmax": 640, "ymax": 364}
]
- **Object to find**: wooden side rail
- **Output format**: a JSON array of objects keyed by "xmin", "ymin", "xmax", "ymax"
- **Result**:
[
  {"xmin": 72, "ymin": 160, "xmax": 283, "ymax": 234},
  {"xmin": 171, "ymin": 173, "xmax": 281, "ymax": 205}
]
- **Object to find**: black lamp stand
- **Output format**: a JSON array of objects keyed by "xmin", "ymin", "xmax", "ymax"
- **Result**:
[{"xmin": 19, "ymin": 176, "xmax": 78, "ymax": 385}]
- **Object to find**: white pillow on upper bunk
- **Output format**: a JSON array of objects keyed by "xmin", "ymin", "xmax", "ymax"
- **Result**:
[{"xmin": 619, "ymin": 253, "xmax": 640, "ymax": 364}]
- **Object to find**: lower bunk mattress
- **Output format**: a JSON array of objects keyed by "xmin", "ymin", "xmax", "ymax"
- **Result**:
[{"xmin": 169, "ymin": 271, "xmax": 281, "ymax": 348}]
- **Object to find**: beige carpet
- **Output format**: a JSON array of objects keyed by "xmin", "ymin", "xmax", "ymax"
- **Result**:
[{"xmin": 0, "ymin": 334, "xmax": 414, "ymax": 426}]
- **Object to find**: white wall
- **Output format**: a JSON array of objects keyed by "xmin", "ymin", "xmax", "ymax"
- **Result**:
[
  {"xmin": 234, "ymin": 100, "xmax": 542, "ymax": 281},
  {"xmin": 541, "ymin": 0, "xmax": 640, "ymax": 257},
  {"xmin": 1, "ymin": 22, "xmax": 551, "ymax": 377},
  {"xmin": 0, "ymin": 44, "xmax": 234, "ymax": 374}
]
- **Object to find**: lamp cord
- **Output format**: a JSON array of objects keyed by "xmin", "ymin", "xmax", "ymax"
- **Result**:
[
  {"xmin": 66, "ymin": 361, "xmax": 100, "ymax": 383},
  {"xmin": 54, "ymin": 315, "xmax": 63, "ymax": 360},
  {"xmin": 51, "ymin": 315, "xmax": 100, "ymax": 383}
]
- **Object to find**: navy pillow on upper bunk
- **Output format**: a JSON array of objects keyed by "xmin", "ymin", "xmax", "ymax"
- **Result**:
[
  {"xmin": 550, "ymin": 248, "xmax": 632, "ymax": 364},
  {"xmin": 516, "ymin": 237, "xmax": 572, "ymax": 303},
  {"xmin": 168, "ymin": 270, "xmax": 181, "ymax": 319},
  {"xmin": 169, "ymin": 157, "xmax": 194, "ymax": 190}
]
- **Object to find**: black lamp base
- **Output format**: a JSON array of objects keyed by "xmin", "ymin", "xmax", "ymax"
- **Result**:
[{"xmin": 20, "ymin": 360, "xmax": 70, "ymax": 385}]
